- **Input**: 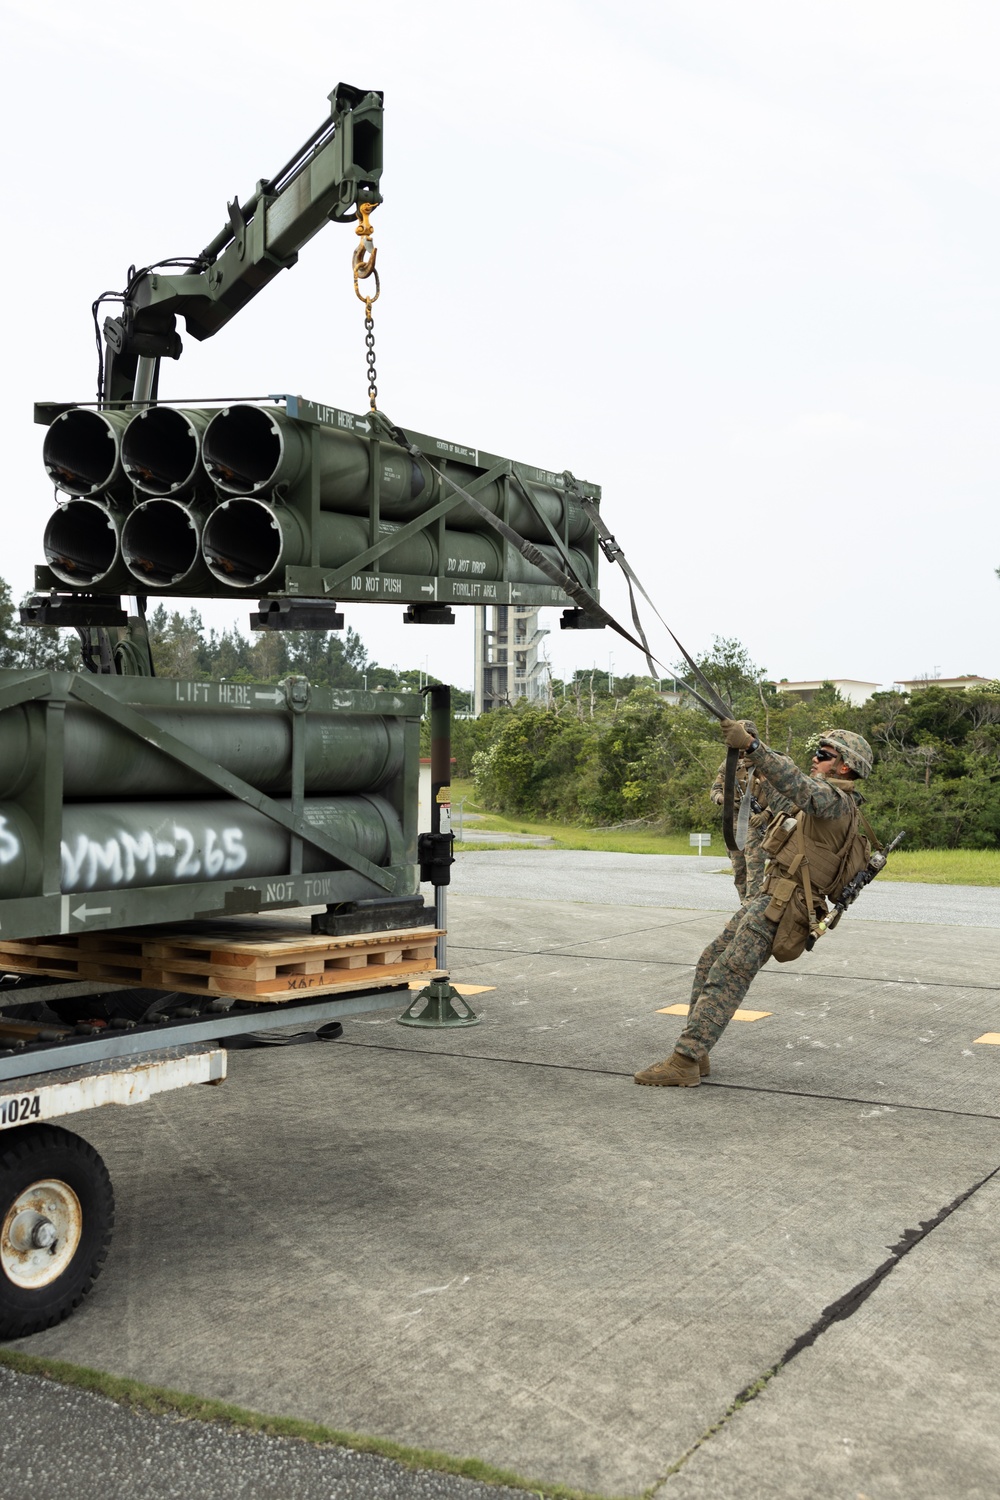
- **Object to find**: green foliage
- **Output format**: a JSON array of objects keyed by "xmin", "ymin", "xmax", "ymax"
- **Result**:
[
  {"xmin": 859, "ymin": 685, "xmax": 1000, "ymax": 848},
  {"xmin": 143, "ymin": 607, "xmax": 471, "ymax": 710},
  {"xmin": 682, "ymin": 635, "xmax": 768, "ymax": 714},
  {"xmin": 0, "ymin": 581, "xmax": 474, "ymax": 734},
  {"xmin": 147, "ymin": 608, "xmax": 380, "ymax": 690},
  {"xmin": 0, "ymin": 581, "xmax": 78, "ymax": 670},
  {"xmin": 472, "ymin": 705, "xmax": 592, "ymax": 818},
  {"xmin": 472, "ymin": 649, "xmax": 1000, "ymax": 851}
]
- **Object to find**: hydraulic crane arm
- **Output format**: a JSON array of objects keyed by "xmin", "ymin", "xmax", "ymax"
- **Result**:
[{"xmin": 101, "ymin": 82, "xmax": 383, "ymax": 408}]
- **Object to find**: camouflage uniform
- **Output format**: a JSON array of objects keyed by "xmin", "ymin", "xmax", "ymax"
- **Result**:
[
  {"xmin": 710, "ymin": 757, "xmax": 770, "ymax": 901},
  {"xmin": 677, "ymin": 742, "xmax": 865, "ymax": 1065}
]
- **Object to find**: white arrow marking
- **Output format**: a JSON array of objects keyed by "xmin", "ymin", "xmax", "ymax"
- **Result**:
[
  {"xmin": 420, "ymin": 585, "xmax": 435, "ymax": 595},
  {"xmin": 254, "ymin": 690, "xmax": 284, "ymax": 704},
  {"xmin": 72, "ymin": 905, "xmax": 112, "ymax": 922}
]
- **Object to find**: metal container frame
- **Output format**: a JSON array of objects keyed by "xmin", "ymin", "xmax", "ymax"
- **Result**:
[{"xmin": 0, "ymin": 668, "xmax": 422, "ymax": 943}]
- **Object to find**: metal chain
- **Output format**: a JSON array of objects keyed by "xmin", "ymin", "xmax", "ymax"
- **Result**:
[
  {"xmin": 364, "ymin": 304, "xmax": 377, "ymax": 409},
  {"xmin": 352, "ymin": 202, "xmax": 380, "ymax": 412}
]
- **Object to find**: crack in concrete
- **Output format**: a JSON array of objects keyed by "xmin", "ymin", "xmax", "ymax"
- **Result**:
[
  {"xmin": 336, "ymin": 1041, "xmax": 1000, "ymax": 1123},
  {"xmin": 648, "ymin": 1162, "xmax": 1000, "ymax": 1492},
  {"xmin": 704, "ymin": 1078, "xmax": 1000, "ymax": 1123}
]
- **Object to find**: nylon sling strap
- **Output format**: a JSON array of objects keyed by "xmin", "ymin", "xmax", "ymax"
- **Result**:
[
  {"xmin": 377, "ymin": 415, "xmax": 742, "ymax": 847},
  {"xmin": 859, "ymin": 809, "xmax": 882, "ymax": 852},
  {"xmin": 784, "ymin": 816, "xmax": 808, "ymax": 880},
  {"xmin": 575, "ymin": 484, "xmax": 741, "ymax": 853},
  {"xmin": 575, "ymin": 478, "xmax": 749, "ymax": 858},
  {"xmin": 575, "ymin": 495, "xmax": 733, "ymax": 720},
  {"xmin": 735, "ymin": 765, "xmax": 753, "ymax": 851},
  {"xmin": 780, "ymin": 816, "xmax": 820, "ymax": 938},
  {"xmin": 383, "ymin": 430, "xmax": 666, "ymax": 674},
  {"xmin": 800, "ymin": 859, "xmax": 817, "ymax": 933},
  {"xmin": 376, "ymin": 413, "xmax": 734, "ymax": 723}
]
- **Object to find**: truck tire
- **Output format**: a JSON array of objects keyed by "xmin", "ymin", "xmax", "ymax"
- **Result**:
[{"xmin": 0, "ymin": 1124, "xmax": 114, "ymax": 1338}]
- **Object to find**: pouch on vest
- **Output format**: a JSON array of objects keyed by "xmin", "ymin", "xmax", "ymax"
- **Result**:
[
  {"xmin": 763, "ymin": 875, "xmax": 797, "ymax": 924},
  {"xmin": 762, "ymin": 814, "xmax": 797, "ymax": 859},
  {"xmin": 771, "ymin": 886, "xmax": 811, "ymax": 963}
]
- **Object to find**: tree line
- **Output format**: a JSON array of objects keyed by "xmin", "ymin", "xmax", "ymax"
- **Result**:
[
  {"xmin": 0, "ymin": 583, "xmax": 470, "ymax": 705},
  {"xmin": 458, "ymin": 639, "xmax": 1000, "ymax": 851},
  {"xmin": 2, "ymin": 585, "xmax": 994, "ymax": 850}
]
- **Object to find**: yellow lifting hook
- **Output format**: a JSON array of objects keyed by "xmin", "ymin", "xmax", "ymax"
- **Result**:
[
  {"xmin": 352, "ymin": 201, "xmax": 380, "ymax": 301},
  {"xmin": 351, "ymin": 201, "xmax": 381, "ymax": 410}
]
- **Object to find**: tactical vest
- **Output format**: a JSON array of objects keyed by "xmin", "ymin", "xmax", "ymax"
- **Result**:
[{"xmin": 760, "ymin": 778, "xmax": 870, "ymax": 962}]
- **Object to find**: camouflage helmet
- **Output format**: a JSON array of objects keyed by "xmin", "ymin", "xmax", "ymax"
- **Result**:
[
  {"xmin": 820, "ymin": 729, "xmax": 873, "ymax": 779},
  {"xmin": 741, "ymin": 719, "xmax": 759, "ymax": 739}
]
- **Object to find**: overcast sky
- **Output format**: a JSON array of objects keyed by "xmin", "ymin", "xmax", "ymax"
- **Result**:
[{"xmin": 3, "ymin": 0, "xmax": 997, "ymax": 691}]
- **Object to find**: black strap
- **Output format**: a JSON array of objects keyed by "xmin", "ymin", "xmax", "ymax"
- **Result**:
[
  {"xmin": 377, "ymin": 413, "xmax": 733, "ymax": 724},
  {"xmin": 223, "ymin": 1021, "xmax": 343, "ymax": 1049},
  {"xmin": 377, "ymin": 418, "xmax": 671, "ymax": 673},
  {"xmin": 575, "ymin": 494, "xmax": 733, "ymax": 720},
  {"xmin": 723, "ymin": 748, "xmax": 739, "ymax": 853}
]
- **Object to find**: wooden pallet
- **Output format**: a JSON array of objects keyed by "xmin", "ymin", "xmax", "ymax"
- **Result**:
[{"xmin": 0, "ymin": 920, "xmax": 442, "ymax": 1004}]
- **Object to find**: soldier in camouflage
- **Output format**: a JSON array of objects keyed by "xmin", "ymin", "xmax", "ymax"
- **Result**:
[
  {"xmin": 710, "ymin": 721, "xmax": 771, "ymax": 901},
  {"xmin": 635, "ymin": 723, "xmax": 873, "ymax": 1088}
]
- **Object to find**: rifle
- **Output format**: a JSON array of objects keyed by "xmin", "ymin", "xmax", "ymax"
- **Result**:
[{"xmin": 812, "ymin": 829, "xmax": 906, "ymax": 940}]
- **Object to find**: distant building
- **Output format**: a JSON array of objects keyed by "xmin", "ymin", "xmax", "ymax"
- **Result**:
[
  {"xmin": 473, "ymin": 605, "xmax": 550, "ymax": 713},
  {"xmin": 769, "ymin": 678, "xmax": 881, "ymax": 707},
  {"xmin": 651, "ymin": 677, "xmax": 691, "ymax": 707},
  {"xmin": 892, "ymin": 675, "xmax": 994, "ymax": 693}
]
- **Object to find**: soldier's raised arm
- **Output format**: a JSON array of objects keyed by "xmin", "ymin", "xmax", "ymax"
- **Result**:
[{"xmin": 720, "ymin": 722, "xmax": 871, "ymax": 818}]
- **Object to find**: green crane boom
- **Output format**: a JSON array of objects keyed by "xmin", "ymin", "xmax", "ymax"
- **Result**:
[{"xmin": 100, "ymin": 83, "xmax": 383, "ymax": 407}]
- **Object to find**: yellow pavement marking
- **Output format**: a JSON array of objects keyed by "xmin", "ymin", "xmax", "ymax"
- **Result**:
[
  {"xmin": 657, "ymin": 1004, "xmax": 771, "ymax": 1022},
  {"xmin": 408, "ymin": 982, "xmax": 495, "ymax": 995},
  {"xmin": 973, "ymin": 1033, "xmax": 1000, "ymax": 1046}
]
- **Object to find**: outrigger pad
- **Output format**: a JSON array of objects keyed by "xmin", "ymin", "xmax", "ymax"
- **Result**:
[{"xmin": 397, "ymin": 977, "xmax": 480, "ymax": 1029}]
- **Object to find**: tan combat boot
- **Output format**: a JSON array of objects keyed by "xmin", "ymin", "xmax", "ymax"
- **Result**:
[{"xmin": 634, "ymin": 1050, "xmax": 702, "ymax": 1087}]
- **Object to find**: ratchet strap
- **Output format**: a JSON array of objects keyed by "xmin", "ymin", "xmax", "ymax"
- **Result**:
[
  {"xmin": 375, "ymin": 414, "xmax": 672, "ymax": 679},
  {"xmin": 378, "ymin": 414, "xmax": 739, "ymax": 840}
]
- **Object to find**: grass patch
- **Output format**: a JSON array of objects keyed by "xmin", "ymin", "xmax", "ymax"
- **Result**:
[
  {"xmin": 869, "ymin": 848, "xmax": 1000, "ymax": 886},
  {"xmin": 452, "ymin": 781, "xmax": 1000, "ymax": 885},
  {"xmin": 0, "ymin": 1347, "xmax": 620, "ymax": 1500},
  {"xmin": 452, "ymin": 781, "xmax": 721, "ymax": 858}
]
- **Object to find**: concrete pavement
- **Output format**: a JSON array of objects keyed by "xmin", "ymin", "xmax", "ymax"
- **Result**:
[{"xmin": 4, "ymin": 849, "xmax": 999, "ymax": 1498}]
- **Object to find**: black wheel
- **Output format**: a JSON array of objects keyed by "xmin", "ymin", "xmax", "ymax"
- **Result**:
[{"xmin": 0, "ymin": 1124, "xmax": 114, "ymax": 1338}]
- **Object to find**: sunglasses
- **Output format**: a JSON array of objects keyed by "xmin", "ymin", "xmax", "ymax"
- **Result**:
[{"xmin": 813, "ymin": 748, "xmax": 838, "ymax": 763}]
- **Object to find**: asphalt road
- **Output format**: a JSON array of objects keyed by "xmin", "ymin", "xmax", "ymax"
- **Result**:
[
  {"xmin": 0, "ymin": 1366, "xmax": 527, "ymax": 1500},
  {"xmin": 452, "ymin": 847, "xmax": 1000, "ymax": 927}
]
